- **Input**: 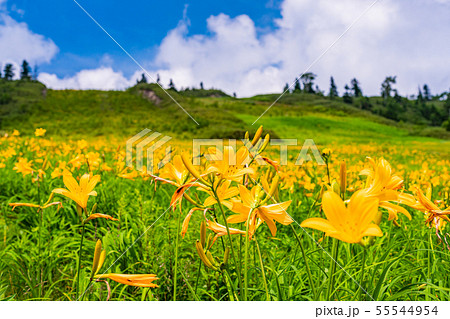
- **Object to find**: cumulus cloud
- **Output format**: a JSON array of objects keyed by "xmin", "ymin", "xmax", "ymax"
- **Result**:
[
  {"xmin": 38, "ymin": 67, "xmax": 135, "ymax": 90},
  {"xmin": 0, "ymin": 13, "xmax": 58, "ymax": 70},
  {"xmin": 150, "ymin": 0, "xmax": 449, "ymax": 97},
  {"xmin": 31, "ymin": 0, "xmax": 449, "ymax": 97}
]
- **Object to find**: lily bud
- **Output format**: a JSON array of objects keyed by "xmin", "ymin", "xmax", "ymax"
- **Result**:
[
  {"xmin": 374, "ymin": 210, "xmax": 383, "ymax": 225},
  {"xmin": 223, "ymin": 247, "xmax": 230, "ymax": 264},
  {"xmin": 76, "ymin": 205, "xmax": 83, "ymax": 219},
  {"xmin": 206, "ymin": 233, "xmax": 213, "ymax": 250},
  {"xmin": 206, "ymin": 251, "xmax": 217, "ymax": 267},
  {"xmin": 331, "ymin": 179, "xmax": 340, "ymax": 195},
  {"xmin": 42, "ymin": 157, "xmax": 49, "ymax": 170},
  {"xmin": 251, "ymin": 125, "xmax": 263, "ymax": 146},
  {"xmin": 181, "ymin": 152, "xmax": 210, "ymax": 186},
  {"xmin": 97, "ymin": 250, "xmax": 106, "ymax": 275},
  {"xmin": 261, "ymin": 174, "xmax": 280, "ymax": 205},
  {"xmin": 267, "ymin": 174, "xmax": 280, "ymax": 199},
  {"xmin": 339, "ymin": 160, "xmax": 346, "ymax": 197},
  {"xmin": 258, "ymin": 134, "xmax": 270, "ymax": 154},
  {"xmin": 195, "ymin": 240, "xmax": 217, "ymax": 270},
  {"xmin": 200, "ymin": 221, "xmax": 206, "ymax": 248},
  {"xmin": 44, "ymin": 192, "xmax": 54, "ymax": 205},
  {"xmin": 91, "ymin": 239, "xmax": 103, "ymax": 280}
]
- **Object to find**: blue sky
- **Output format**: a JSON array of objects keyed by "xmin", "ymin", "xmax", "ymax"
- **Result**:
[
  {"xmin": 1, "ymin": 0, "xmax": 449, "ymax": 96},
  {"xmin": 5, "ymin": 0, "xmax": 283, "ymax": 77}
]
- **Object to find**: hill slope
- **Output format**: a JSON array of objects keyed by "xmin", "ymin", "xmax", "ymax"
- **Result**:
[{"xmin": 0, "ymin": 81, "xmax": 449, "ymax": 144}]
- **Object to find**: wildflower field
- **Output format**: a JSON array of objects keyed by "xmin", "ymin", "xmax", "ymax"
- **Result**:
[{"xmin": 1, "ymin": 124, "xmax": 449, "ymax": 302}]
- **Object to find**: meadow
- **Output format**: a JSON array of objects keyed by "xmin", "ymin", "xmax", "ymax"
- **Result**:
[{"xmin": 1, "ymin": 82, "xmax": 450, "ymax": 301}]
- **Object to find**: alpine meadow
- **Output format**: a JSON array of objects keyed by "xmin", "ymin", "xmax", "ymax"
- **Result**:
[
  {"xmin": 1, "ymin": 0, "xmax": 450, "ymax": 307},
  {"xmin": 0, "ymin": 77, "xmax": 449, "ymax": 301}
]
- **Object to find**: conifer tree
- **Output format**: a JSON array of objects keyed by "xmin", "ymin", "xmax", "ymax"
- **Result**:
[
  {"xmin": 293, "ymin": 78, "xmax": 301, "ymax": 92},
  {"xmin": 169, "ymin": 79, "xmax": 176, "ymax": 90},
  {"xmin": 3, "ymin": 64, "xmax": 15, "ymax": 80},
  {"xmin": 350, "ymin": 78, "xmax": 362, "ymax": 97},
  {"xmin": 329, "ymin": 76, "xmax": 338, "ymax": 99},
  {"xmin": 20, "ymin": 60, "xmax": 31, "ymax": 80},
  {"xmin": 423, "ymin": 84, "xmax": 431, "ymax": 101}
]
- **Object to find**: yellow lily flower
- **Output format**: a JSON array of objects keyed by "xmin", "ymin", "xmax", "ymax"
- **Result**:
[
  {"xmin": 206, "ymin": 219, "xmax": 246, "ymax": 246},
  {"xmin": 415, "ymin": 187, "xmax": 450, "ymax": 232},
  {"xmin": 201, "ymin": 179, "xmax": 239, "ymax": 209},
  {"xmin": 301, "ymin": 190, "xmax": 383, "ymax": 244},
  {"xmin": 92, "ymin": 240, "xmax": 159, "ymax": 288},
  {"xmin": 228, "ymin": 185, "xmax": 292, "ymax": 239},
  {"xmin": 85, "ymin": 213, "xmax": 118, "ymax": 223},
  {"xmin": 34, "ymin": 128, "xmax": 46, "ymax": 137},
  {"xmin": 181, "ymin": 207, "xmax": 204, "ymax": 238},
  {"xmin": 360, "ymin": 157, "xmax": 411, "ymax": 222},
  {"xmin": 13, "ymin": 158, "xmax": 33, "ymax": 176},
  {"xmin": 9, "ymin": 201, "xmax": 62, "ymax": 211},
  {"xmin": 95, "ymin": 274, "xmax": 159, "ymax": 288},
  {"xmin": 52, "ymin": 173, "xmax": 100, "ymax": 210},
  {"xmin": 158, "ymin": 154, "xmax": 189, "ymax": 186},
  {"xmin": 204, "ymin": 146, "xmax": 255, "ymax": 182}
]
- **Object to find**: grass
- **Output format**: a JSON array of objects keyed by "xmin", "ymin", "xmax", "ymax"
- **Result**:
[
  {"xmin": 1, "ymin": 80, "xmax": 449, "ymax": 141},
  {"xmin": 0, "ymin": 81, "xmax": 449, "ymax": 301},
  {"xmin": 236, "ymin": 114, "xmax": 449, "ymax": 145}
]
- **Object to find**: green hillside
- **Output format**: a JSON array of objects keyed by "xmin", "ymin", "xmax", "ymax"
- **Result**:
[{"xmin": 1, "ymin": 80, "xmax": 449, "ymax": 143}]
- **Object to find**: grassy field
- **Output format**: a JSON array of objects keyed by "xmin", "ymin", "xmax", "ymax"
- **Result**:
[{"xmin": 0, "ymin": 81, "xmax": 449, "ymax": 301}]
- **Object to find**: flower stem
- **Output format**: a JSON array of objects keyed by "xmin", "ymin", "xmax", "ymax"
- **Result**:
[
  {"xmin": 38, "ymin": 209, "xmax": 43, "ymax": 299},
  {"xmin": 290, "ymin": 224, "xmax": 316, "ymax": 299},
  {"xmin": 222, "ymin": 269, "xmax": 236, "ymax": 301},
  {"xmin": 194, "ymin": 260, "xmax": 202, "ymax": 294},
  {"xmin": 325, "ymin": 159, "xmax": 331, "ymax": 185},
  {"xmin": 213, "ymin": 188, "xmax": 242, "ymax": 300},
  {"xmin": 255, "ymin": 236, "xmax": 270, "ymax": 301},
  {"xmin": 357, "ymin": 248, "xmax": 366, "ymax": 300},
  {"xmin": 173, "ymin": 210, "xmax": 181, "ymax": 301},
  {"xmin": 244, "ymin": 207, "xmax": 254, "ymax": 301},
  {"xmin": 426, "ymin": 231, "xmax": 433, "ymax": 301},
  {"xmin": 76, "ymin": 223, "xmax": 85, "ymax": 301},
  {"xmin": 37, "ymin": 179, "xmax": 42, "ymax": 299},
  {"xmin": 327, "ymin": 238, "xmax": 339, "ymax": 301}
]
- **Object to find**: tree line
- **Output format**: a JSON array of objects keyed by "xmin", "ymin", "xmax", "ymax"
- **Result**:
[
  {"xmin": 2, "ymin": 65, "xmax": 449, "ymax": 131},
  {"xmin": 0, "ymin": 60, "xmax": 36, "ymax": 81},
  {"xmin": 283, "ymin": 73, "xmax": 450, "ymax": 130}
]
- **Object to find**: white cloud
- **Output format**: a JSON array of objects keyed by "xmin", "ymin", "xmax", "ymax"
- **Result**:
[
  {"xmin": 38, "ymin": 67, "xmax": 135, "ymax": 90},
  {"xmin": 0, "ymin": 0, "xmax": 58, "ymax": 77},
  {"xmin": 148, "ymin": 0, "xmax": 449, "ymax": 97},
  {"xmin": 34, "ymin": 0, "xmax": 449, "ymax": 97},
  {"xmin": 0, "ymin": 14, "xmax": 58, "ymax": 69}
]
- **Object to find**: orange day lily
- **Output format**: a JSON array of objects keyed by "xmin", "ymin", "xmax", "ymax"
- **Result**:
[
  {"xmin": 158, "ymin": 154, "xmax": 190, "ymax": 186},
  {"xmin": 206, "ymin": 219, "xmax": 245, "ymax": 246},
  {"xmin": 95, "ymin": 273, "xmax": 159, "ymax": 288},
  {"xmin": 360, "ymin": 157, "xmax": 412, "ymax": 222},
  {"xmin": 52, "ymin": 173, "xmax": 100, "ymax": 210},
  {"xmin": 204, "ymin": 146, "xmax": 255, "ymax": 182},
  {"xmin": 9, "ymin": 201, "xmax": 62, "ymax": 211},
  {"xmin": 9, "ymin": 193, "xmax": 62, "ymax": 212},
  {"xmin": 415, "ymin": 187, "xmax": 450, "ymax": 234},
  {"xmin": 13, "ymin": 158, "xmax": 33, "ymax": 176},
  {"xmin": 228, "ymin": 184, "xmax": 292, "ymax": 239},
  {"xmin": 92, "ymin": 240, "xmax": 158, "ymax": 288},
  {"xmin": 301, "ymin": 190, "xmax": 382, "ymax": 244},
  {"xmin": 201, "ymin": 179, "xmax": 239, "ymax": 210},
  {"xmin": 34, "ymin": 128, "xmax": 46, "ymax": 137}
]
